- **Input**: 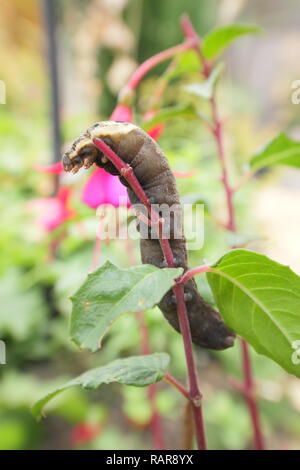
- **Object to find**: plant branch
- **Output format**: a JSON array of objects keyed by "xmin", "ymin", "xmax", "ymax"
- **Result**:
[
  {"xmin": 164, "ymin": 372, "xmax": 190, "ymax": 400},
  {"xmin": 181, "ymin": 14, "xmax": 264, "ymax": 450},
  {"xmin": 135, "ymin": 310, "xmax": 166, "ymax": 450},
  {"xmin": 125, "ymin": 39, "xmax": 198, "ymax": 92},
  {"xmin": 178, "ymin": 265, "xmax": 212, "ymax": 285},
  {"xmin": 233, "ymin": 169, "xmax": 256, "ymax": 193},
  {"xmin": 210, "ymin": 96, "xmax": 236, "ymax": 231},
  {"xmin": 240, "ymin": 339, "xmax": 264, "ymax": 450},
  {"xmin": 93, "ymin": 136, "xmax": 207, "ymax": 450},
  {"xmin": 125, "ymin": 236, "xmax": 165, "ymax": 450}
]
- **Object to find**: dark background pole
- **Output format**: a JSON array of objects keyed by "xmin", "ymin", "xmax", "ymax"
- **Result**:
[{"xmin": 42, "ymin": 0, "xmax": 61, "ymax": 192}]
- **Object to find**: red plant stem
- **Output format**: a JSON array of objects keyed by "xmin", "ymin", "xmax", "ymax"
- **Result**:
[
  {"xmin": 180, "ymin": 14, "xmax": 211, "ymax": 78},
  {"xmin": 147, "ymin": 384, "xmax": 166, "ymax": 450},
  {"xmin": 178, "ymin": 265, "xmax": 212, "ymax": 285},
  {"xmin": 240, "ymin": 339, "xmax": 264, "ymax": 450},
  {"xmin": 210, "ymin": 97, "xmax": 235, "ymax": 232},
  {"xmin": 93, "ymin": 137, "xmax": 207, "ymax": 450},
  {"xmin": 164, "ymin": 373, "xmax": 190, "ymax": 400},
  {"xmin": 126, "ymin": 39, "xmax": 198, "ymax": 91},
  {"xmin": 127, "ymin": 239, "xmax": 165, "ymax": 450},
  {"xmin": 135, "ymin": 310, "xmax": 166, "ymax": 450},
  {"xmin": 180, "ymin": 15, "xmax": 264, "ymax": 450},
  {"xmin": 210, "ymin": 64, "xmax": 265, "ymax": 454},
  {"xmin": 173, "ymin": 283, "xmax": 206, "ymax": 451}
]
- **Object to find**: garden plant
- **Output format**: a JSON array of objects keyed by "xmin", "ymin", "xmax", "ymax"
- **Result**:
[{"xmin": 31, "ymin": 14, "xmax": 300, "ymax": 450}]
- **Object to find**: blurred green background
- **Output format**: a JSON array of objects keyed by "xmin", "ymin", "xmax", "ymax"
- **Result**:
[{"xmin": 1, "ymin": 0, "xmax": 300, "ymax": 450}]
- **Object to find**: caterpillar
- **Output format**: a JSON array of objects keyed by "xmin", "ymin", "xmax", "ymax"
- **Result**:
[{"xmin": 62, "ymin": 121, "xmax": 235, "ymax": 350}]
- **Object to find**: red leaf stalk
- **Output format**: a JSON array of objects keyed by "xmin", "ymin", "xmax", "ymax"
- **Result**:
[
  {"xmin": 126, "ymin": 39, "xmax": 198, "ymax": 92},
  {"xmin": 180, "ymin": 14, "xmax": 264, "ymax": 450}
]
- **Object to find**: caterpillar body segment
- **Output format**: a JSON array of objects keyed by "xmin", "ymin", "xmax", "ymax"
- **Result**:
[{"xmin": 62, "ymin": 121, "xmax": 235, "ymax": 350}]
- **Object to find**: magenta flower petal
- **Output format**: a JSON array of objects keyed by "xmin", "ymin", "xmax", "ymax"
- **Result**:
[
  {"xmin": 81, "ymin": 169, "xmax": 107, "ymax": 209},
  {"xmin": 81, "ymin": 168, "xmax": 129, "ymax": 209},
  {"xmin": 110, "ymin": 104, "xmax": 133, "ymax": 122},
  {"xmin": 105, "ymin": 170, "xmax": 130, "ymax": 207},
  {"xmin": 33, "ymin": 161, "xmax": 64, "ymax": 174}
]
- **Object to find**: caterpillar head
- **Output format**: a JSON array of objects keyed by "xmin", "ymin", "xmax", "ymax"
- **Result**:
[{"xmin": 62, "ymin": 121, "xmax": 137, "ymax": 174}]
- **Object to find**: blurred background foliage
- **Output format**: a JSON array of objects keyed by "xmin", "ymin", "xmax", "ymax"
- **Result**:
[{"xmin": 0, "ymin": 0, "xmax": 300, "ymax": 450}]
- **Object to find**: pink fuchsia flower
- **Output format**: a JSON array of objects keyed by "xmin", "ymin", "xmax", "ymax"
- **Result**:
[
  {"xmin": 28, "ymin": 187, "xmax": 75, "ymax": 232},
  {"xmin": 81, "ymin": 167, "xmax": 130, "ymax": 209},
  {"xmin": 110, "ymin": 104, "xmax": 133, "ymax": 122}
]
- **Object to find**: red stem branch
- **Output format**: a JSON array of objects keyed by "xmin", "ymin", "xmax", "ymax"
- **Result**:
[
  {"xmin": 210, "ymin": 96, "xmax": 236, "ymax": 232},
  {"xmin": 93, "ymin": 137, "xmax": 207, "ymax": 450},
  {"xmin": 164, "ymin": 372, "xmax": 190, "ymax": 400},
  {"xmin": 135, "ymin": 310, "xmax": 166, "ymax": 449},
  {"xmin": 127, "ymin": 239, "xmax": 165, "ymax": 450},
  {"xmin": 126, "ymin": 39, "xmax": 198, "ymax": 91},
  {"xmin": 180, "ymin": 14, "xmax": 264, "ymax": 450},
  {"xmin": 178, "ymin": 265, "xmax": 212, "ymax": 285},
  {"xmin": 240, "ymin": 339, "xmax": 264, "ymax": 450}
]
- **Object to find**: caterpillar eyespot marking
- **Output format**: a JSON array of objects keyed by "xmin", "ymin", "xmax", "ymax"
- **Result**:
[{"xmin": 62, "ymin": 121, "xmax": 235, "ymax": 350}]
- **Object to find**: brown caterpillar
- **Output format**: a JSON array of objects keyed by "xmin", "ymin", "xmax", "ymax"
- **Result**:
[{"xmin": 62, "ymin": 121, "xmax": 235, "ymax": 350}]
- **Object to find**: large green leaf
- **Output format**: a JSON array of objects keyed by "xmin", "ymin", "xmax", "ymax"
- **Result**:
[
  {"xmin": 207, "ymin": 249, "xmax": 300, "ymax": 377},
  {"xmin": 202, "ymin": 24, "xmax": 263, "ymax": 59},
  {"xmin": 250, "ymin": 133, "xmax": 300, "ymax": 170},
  {"xmin": 32, "ymin": 353, "xmax": 170, "ymax": 420},
  {"xmin": 70, "ymin": 261, "xmax": 182, "ymax": 351},
  {"xmin": 183, "ymin": 63, "xmax": 224, "ymax": 99}
]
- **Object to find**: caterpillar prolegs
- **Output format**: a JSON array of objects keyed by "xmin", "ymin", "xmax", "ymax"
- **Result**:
[{"xmin": 63, "ymin": 121, "xmax": 235, "ymax": 350}]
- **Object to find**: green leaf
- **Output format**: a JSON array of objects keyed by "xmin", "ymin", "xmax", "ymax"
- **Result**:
[
  {"xmin": 250, "ymin": 132, "xmax": 300, "ymax": 170},
  {"xmin": 166, "ymin": 50, "xmax": 202, "ymax": 79},
  {"xmin": 71, "ymin": 261, "xmax": 182, "ymax": 351},
  {"xmin": 32, "ymin": 353, "xmax": 170, "ymax": 420},
  {"xmin": 142, "ymin": 105, "xmax": 197, "ymax": 131},
  {"xmin": 202, "ymin": 24, "xmax": 263, "ymax": 59},
  {"xmin": 183, "ymin": 63, "xmax": 224, "ymax": 99},
  {"xmin": 207, "ymin": 249, "xmax": 300, "ymax": 378}
]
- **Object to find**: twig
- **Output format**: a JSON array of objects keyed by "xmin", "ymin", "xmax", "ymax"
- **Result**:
[
  {"xmin": 233, "ymin": 169, "xmax": 255, "ymax": 193},
  {"xmin": 135, "ymin": 310, "xmax": 166, "ymax": 450},
  {"xmin": 164, "ymin": 372, "xmax": 190, "ymax": 400},
  {"xmin": 126, "ymin": 39, "xmax": 198, "ymax": 92},
  {"xmin": 93, "ymin": 136, "xmax": 207, "ymax": 450},
  {"xmin": 124, "ymin": 235, "xmax": 166, "ymax": 450},
  {"xmin": 178, "ymin": 265, "xmax": 212, "ymax": 285},
  {"xmin": 240, "ymin": 339, "xmax": 264, "ymax": 450},
  {"xmin": 180, "ymin": 14, "xmax": 264, "ymax": 451}
]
